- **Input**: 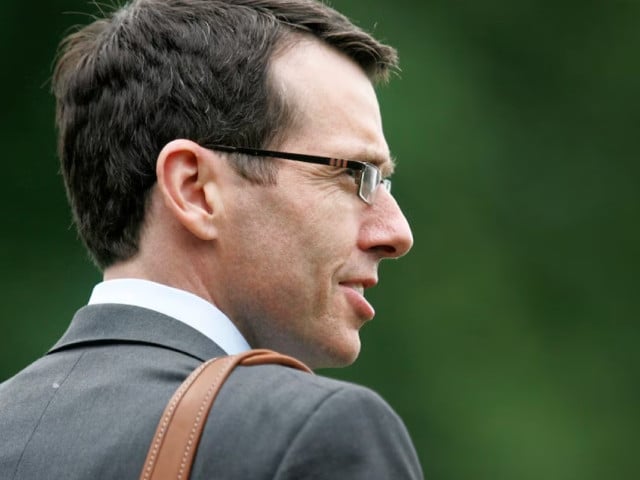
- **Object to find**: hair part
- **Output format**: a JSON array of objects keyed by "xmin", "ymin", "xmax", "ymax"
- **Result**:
[{"xmin": 53, "ymin": 0, "xmax": 399, "ymax": 268}]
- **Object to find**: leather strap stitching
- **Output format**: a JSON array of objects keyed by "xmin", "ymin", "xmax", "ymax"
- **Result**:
[
  {"xmin": 141, "ymin": 358, "xmax": 217, "ymax": 480},
  {"xmin": 177, "ymin": 358, "xmax": 231, "ymax": 480}
]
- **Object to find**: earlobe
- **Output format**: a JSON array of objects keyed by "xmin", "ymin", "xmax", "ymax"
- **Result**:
[{"xmin": 156, "ymin": 139, "xmax": 224, "ymax": 240}]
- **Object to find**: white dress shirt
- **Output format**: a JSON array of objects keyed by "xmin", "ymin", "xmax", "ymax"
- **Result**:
[{"xmin": 88, "ymin": 278, "xmax": 251, "ymax": 355}]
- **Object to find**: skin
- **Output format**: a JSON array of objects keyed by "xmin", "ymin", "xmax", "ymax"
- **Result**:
[{"xmin": 106, "ymin": 37, "xmax": 413, "ymax": 369}]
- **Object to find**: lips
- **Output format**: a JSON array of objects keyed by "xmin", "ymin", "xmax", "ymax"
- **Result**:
[
  {"xmin": 339, "ymin": 281, "xmax": 376, "ymax": 320},
  {"xmin": 340, "ymin": 282, "xmax": 365, "ymax": 295}
]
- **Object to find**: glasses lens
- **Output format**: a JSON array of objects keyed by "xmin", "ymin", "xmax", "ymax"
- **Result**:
[{"xmin": 359, "ymin": 164, "xmax": 381, "ymax": 203}]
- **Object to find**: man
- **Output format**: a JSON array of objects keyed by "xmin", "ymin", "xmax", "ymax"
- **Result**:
[{"xmin": 0, "ymin": 0, "xmax": 422, "ymax": 478}]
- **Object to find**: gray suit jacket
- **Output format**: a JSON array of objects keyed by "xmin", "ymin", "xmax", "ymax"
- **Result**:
[{"xmin": 0, "ymin": 304, "xmax": 423, "ymax": 479}]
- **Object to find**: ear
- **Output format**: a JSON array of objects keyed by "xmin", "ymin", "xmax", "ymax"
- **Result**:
[{"xmin": 156, "ymin": 139, "xmax": 225, "ymax": 240}]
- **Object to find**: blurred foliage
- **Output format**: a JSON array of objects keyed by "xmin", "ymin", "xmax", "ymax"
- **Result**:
[{"xmin": 1, "ymin": 1, "xmax": 638, "ymax": 479}]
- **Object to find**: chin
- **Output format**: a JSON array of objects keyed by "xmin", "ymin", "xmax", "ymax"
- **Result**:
[{"xmin": 306, "ymin": 340, "xmax": 361, "ymax": 370}]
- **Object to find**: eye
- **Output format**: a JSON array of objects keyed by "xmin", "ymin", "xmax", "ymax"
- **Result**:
[{"xmin": 344, "ymin": 168, "xmax": 358, "ymax": 178}]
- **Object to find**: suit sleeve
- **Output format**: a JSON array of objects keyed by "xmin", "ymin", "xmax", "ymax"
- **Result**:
[{"xmin": 273, "ymin": 385, "xmax": 424, "ymax": 479}]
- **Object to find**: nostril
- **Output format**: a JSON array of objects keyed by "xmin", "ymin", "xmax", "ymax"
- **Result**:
[{"xmin": 375, "ymin": 245, "xmax": 397, "ymax": 256}]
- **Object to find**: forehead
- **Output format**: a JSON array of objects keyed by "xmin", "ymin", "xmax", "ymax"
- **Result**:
[{"xmin": 270, "ymin": 37, "xmax": 392, "ymax": 173}]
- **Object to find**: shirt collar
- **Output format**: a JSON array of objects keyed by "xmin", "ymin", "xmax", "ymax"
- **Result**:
[{"xmin": 88, "ymin": 279, "xmax": 251, "ymax": 355}]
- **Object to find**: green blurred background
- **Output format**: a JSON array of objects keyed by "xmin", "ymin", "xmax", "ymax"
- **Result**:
[{"xmin": 1, "ymin": 1, "xmax": 638, "ymax": 478}]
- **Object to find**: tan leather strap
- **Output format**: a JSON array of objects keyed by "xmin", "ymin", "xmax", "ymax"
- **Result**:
[{"xmin": 139, "ymin": 349, "xmax": 312, "ymax": 480}]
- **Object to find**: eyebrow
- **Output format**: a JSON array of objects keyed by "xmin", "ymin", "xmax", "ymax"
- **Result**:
[
  {"xmin": 384, "ymin": 155, "xmax": 397, "ymax": 177},
  {"xmin": 357, "ymin": 151, "xmax": 396, "ymax": 177}
]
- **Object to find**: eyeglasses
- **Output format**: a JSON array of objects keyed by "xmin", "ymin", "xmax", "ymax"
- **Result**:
[{"xmin": 206, "ymin": 145, "xmax": 391, "ymax": 205}]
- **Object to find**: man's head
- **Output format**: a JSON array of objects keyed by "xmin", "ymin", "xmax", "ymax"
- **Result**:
[
  {"xmin": 54, "ymin": 0, "xmax": 413, "ymax": 368},
  {"xmin": 54, "ymin": 0, "xmax": 397, "ymax": 268}
]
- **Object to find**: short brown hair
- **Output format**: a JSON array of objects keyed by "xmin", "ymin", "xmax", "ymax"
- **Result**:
[{"xmin": 53, "ymin": 0, "xmax": 398, "ymax": 268}]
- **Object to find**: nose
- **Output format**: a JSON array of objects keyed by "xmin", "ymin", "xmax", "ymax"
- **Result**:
[{"xmin": 359, "ymin": 189, "xmax": 414, "ymax": 259}]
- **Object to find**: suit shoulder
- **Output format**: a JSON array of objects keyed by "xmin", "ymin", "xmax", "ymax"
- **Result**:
[
  {"xmin": 195, "ymin": 363, "xmax": 423, "ymax": 479},
  {"xmin": 228, "ymin": 362, "xmax": 386, "ymax": 410},
  {"xmin": 227, "ymin": 363, "xmax": 415, "ymax": 454},
  {"xmin": 230, "ymin": 366, "xmax": 424, "ymax": 479}
]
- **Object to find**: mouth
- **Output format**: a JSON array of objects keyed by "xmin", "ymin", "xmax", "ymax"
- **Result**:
[
  {"xmin": 340, "ymin": 282, "xmax": 365, "ymax": 295},
  {"xmin": 339, "ymin": 279, "xmax": 377, "ymax": 320}
]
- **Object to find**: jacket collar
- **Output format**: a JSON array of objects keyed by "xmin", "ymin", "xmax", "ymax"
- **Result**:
[{"xmin": 48, "ymin": 304, "xmax": 226, "ymax": 362}]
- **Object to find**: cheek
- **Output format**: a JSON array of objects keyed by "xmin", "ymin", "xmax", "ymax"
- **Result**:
[
  {"xmin": 229, "ymin": 224, "xmax": 340, "ymax": 322},
  {"xmin": 223, "ymin": 184, "xmax": 360, "ymax": 297}
]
